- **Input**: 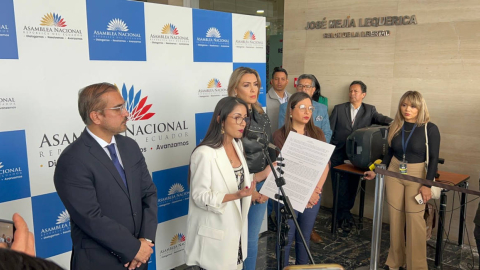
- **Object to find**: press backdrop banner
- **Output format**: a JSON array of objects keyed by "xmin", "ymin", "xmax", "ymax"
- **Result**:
[{"xmin": 0, "ymin": 0, "xmax": 266, "ymax": 269}]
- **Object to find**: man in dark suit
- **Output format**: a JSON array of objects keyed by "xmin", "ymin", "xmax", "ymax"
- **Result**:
[
  {"xmin": 330, "ymin": 80, "xmax": 392, "ymax": 233},
  {"xmin": 54, "ymin": 83, "xmax": 158, "ymax": 270}
]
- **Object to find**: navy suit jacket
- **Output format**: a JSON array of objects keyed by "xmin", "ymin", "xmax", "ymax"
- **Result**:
[
  {"xmin": 54, "ymin": 129, "xmax": 157, "ymax": 270},
  {"xmin": 329, "ymin": 102, "xmax": 392, "ymax": 163}
]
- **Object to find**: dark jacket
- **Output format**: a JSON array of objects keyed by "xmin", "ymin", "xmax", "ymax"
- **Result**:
[
  {"xmin": 242, "ymin": 108, "xmax": 276, "ymax": 174},
  {"xmin": 330, "ymin": 102, "xmax": 392, "ymax": 163},
  {"xmin": 54, "ymin": 130, "xmax": 158, "ymax": 270}
]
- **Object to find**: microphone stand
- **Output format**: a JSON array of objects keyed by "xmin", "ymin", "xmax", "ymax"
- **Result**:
[{"xmin": 262, "ymin": 147, "xmax": 315, "ymax": 270}]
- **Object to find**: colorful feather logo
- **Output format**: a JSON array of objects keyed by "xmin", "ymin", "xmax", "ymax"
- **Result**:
[
  {"xmin": 121, "ymin": 84, "xmax": 155, "ymax": 121},
  {"xmin": 207, "ymin": 78, "xmax": 222, "ymax": 88},
  {"xmin": 161, "ymin": 23, "xmax": 179, "ymax": 35},
  {"xmin": 40, "ymin": 13, "xmax": 67, "ymax": 27},
  {"xmin": 243, "ymin": 30, "xmax": 256, "ymax": 40}
]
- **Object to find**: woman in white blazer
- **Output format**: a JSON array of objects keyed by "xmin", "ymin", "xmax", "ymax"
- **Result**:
[{"xmin": 185, "ymin": 97, "xmax": 256, "ymax": 270}]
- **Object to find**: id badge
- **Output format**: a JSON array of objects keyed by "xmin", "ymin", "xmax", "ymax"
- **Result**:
[{"xmin": 399, "ymin": 160, "xmax": 408, "ymax": 174}]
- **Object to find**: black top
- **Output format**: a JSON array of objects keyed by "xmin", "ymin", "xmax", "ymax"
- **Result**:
[
  {"xmin": 382, "ymin": 122, "xmax": 440, "ymax": 181},
  {"xmin": 241, "ymin": 108, "xmax": 276, "ymax": 174}
]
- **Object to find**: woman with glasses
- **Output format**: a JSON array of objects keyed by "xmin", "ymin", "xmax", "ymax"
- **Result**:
[
  {"xmin": 227, "ymin": 67, "xmax": 276, "ymax": 270},
  {"xmin": 278, "ymin": 74, "xmax": 332, "ymax": 144},
  {"xmin": 273, "ymin": 92, "xmax": 330, "ymax": 266},
  {"xmin": 185, "ymin": 97, "xmax": 255, "ymax": 270}
]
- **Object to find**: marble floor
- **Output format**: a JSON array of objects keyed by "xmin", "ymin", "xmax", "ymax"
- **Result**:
[{"xmin": 177, "ymin": 207, "xmax": 478, "ymax": 270}]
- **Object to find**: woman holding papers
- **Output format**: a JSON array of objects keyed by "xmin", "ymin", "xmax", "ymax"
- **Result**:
[
  {"xmin": 364, "ymin": 91, "xmax": 440, "ymax": 270},
  {"xmin": 185, "ymin": 97, "xmax": 255, "ymax": 270},
  {"xmin": 227, "ymin": 67, "xmax": 276, "ymax": 270},
  {"xmin": 273, "ymin": 92, "xmax": 330, "ymax": 266}
]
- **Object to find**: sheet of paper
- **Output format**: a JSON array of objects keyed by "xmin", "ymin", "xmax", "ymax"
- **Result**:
[{"xmin": 259, "ymin": 132, "xmax": 335, "ymax": 213}]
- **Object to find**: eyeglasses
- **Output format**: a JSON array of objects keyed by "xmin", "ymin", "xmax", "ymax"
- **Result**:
[
  {"xmin": 101, "ymin": 104, "xmax": 127, "ymax": 113},
  {"xmin": 230, "ymin": 116, "xmax": 250, "ymax": 125},
  {"xmin": 296, "ymin": 84, "xmax": 314, "ymax": 89},
  {"xmin": 295, "ymin": 104, "xmax": 315, "ymax": 112}
]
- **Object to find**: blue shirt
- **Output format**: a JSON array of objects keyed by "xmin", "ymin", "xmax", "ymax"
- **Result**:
[{"xmin": 278, "ymin": 100, "xmax": 332, "ymax": 143}]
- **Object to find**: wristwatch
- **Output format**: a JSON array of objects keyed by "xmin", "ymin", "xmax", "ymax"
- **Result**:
[{"xmin": 144, "ymin": 238, "xmax": 153, "ymax": 243}]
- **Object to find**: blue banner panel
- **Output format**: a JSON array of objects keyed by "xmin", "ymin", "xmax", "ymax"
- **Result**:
[
  {"xmin": 195, "ymin": 112, "xmax": 213, "ymax": 146},
  {"xmin": 0, "ymin": 0, "xmax": 18, "ymax": 59},
  {"xmin": 192, "ymin": 9, "xmax": 232, "ymax": 62},
  {"xmin": 0, "ymin": 130, "xmax": 30, "ymax": 203},
  {"xmin": 233, "ymin": 63, "xmax": 267, "ymax": 106},
  {"xmin": 86, "ymin": 0, "xmax": 146, "ymax": 61},
  {"xmin": 153, "ymin": 165, "xmax": 189, "ymax": 224},
  {"xmin": 31, "ymin": 192, "xmax": 72, "ymax": 258}
]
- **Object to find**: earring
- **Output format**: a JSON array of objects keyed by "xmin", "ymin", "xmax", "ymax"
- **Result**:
[
  {"xmin": 234, "ymin": 93, "xmax": 237, "ymax": 97},
  {"xmin": 289, "ymin": 115, "xmax": 292, "ymax": 118},
  {"xmin": 221, "ymin": 126, "xmax": 225, "ymax": 134}
]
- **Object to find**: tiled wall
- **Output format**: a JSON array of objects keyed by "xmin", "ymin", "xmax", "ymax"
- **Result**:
[{"xmin": 284, "ymin": 0, "xmax": 480, "ymax": 244}]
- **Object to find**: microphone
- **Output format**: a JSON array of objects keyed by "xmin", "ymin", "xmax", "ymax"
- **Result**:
[
  {"xmin": 247, "ymin": 133, "xmax": 281, "ymax": 151},
  {"xmin": 368, "ymin": 159, "xmax": 382, "ymax": 171}
]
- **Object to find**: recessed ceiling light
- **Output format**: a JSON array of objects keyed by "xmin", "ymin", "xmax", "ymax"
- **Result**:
[{"xmin": 257, "ymin": 10, "xmax": 265, "ymax": 14}]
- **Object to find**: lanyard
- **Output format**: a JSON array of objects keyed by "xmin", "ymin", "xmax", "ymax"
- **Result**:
[{"xmin": 402, "ymin": 124, "xmax": 417, "ymax": 161}]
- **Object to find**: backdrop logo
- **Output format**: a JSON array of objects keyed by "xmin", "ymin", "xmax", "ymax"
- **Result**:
[
  {"xmin": 150, "ymin": 23, "xmax": 189, "ymax": 46},
  {"xmin": 0, "ymin": 97, "xmax": 16, "ymax": 110},
  {"xmin": 120, "ymin": 83, "xmax": 155, "ymax": 121},
  {"xmin": 92, "ymin": 18, "xmax": 141, "ymax": 43},
  {"xmin": 153, "ymin": 166, "xmax": 189, "ymax": 223},
  {"xmin": 206, "ymin": 27, "xmax": 221, "ymax": 38},
  {"xmin": 207, "ymin": 78, "xmax": 222, "ymax": 88},
  {"xmin": 170, "ymin": 233, "xmax": 186, "ymax": 246},
  {"xmin": 107, "ymin": 18, "xmax": 128, "ymax": 31},
  {"xmin": 39, "ymin": 131, "xmax": 80, "ymax": 169},
  {"xmin": 119, "ymin": 84, "xmax": 189, "ymax": 151},
  {"xmin": 39, "ymin": 209, "xmax": 71, "ymax": 240},
  {"xmin": 196, "ymin": 26, "xmax": 229, "ymax": 47},
  {"xmin": 162, "ymin": 24, "xmax": 178, "ymax": 35},
  {"xmin": 199, "ymin": 78, "xmax": 227, "ymax": 98},
  {"xmin": 0, "ymin": 0, "xmax": 18, "ymax": 59},
  {"xmin": 56, "ymin": 210, "xmax": 70, "ymax": 224},
  {"xmin": 0, "ymin": 160, "xmax": 23, "ymax": 182},
  {"xmin": 192, "ymin": 9, "xmax": 232, "ymax": 62},
  {"xmin": 243, "ymin": 30, "xmax": 256, "ymax": 40},
  {"xmin": 0, "ymin": 130, "xmax": 30, "ymax": 203},
  {"xmin": 235, "ymin": 29, "xmax": 264, "ymax": 49},
  {"xmin": 32, "ymin": 192, "xmax": 72, "ymax": 258},
  {"xmin": 168, "ymin": 183, "xmax": 185, "ymax": 195},
  {"xmin": 86, "ymin": 0, "xmax": 146, "ymax": 61},
  {"xmin": 40, "ymin": 13, "xmax": 67, "ymax": 27},
  {"xmin": 23, "ymin": 13, "xmax": 83, "ymax": 40},
  {"xmin": 159, "ymin": 232, "xmax": 186, "ymax": 258}
]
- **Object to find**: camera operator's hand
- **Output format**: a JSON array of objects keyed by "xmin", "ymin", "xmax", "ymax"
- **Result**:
[{"xmin": 0, "ymin": 213, "xmax": 36, "ymax": 256}]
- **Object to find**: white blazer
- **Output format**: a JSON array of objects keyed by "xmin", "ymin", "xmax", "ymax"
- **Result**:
[{"xmin": 185, "ymin": 139, "xmax": 252, "ymax": 270}]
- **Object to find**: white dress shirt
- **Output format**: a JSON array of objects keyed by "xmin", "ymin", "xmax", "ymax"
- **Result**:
[
  {"xmin": 273, "ymin": 89, "xmax": 289, "ymax": 104},
  {"xmin": 350, "ymin": 103, "xmax": 361, "ymax": 126},
  {"xmin": 86, "ymin": 128, "xmax": 124, "ymax": 168}
]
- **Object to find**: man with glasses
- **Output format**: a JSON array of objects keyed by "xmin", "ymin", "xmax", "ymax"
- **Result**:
[
  {"xmin": 330, "ymin": 80, "xmax": 392, "ymax": 235},
  {"xmin": 278, "ymin": 74, "xmax": 332, "ymax": 243},
  {"xmin": 54, "ymin": 83, "xmax": 158, "ymax": 270}
]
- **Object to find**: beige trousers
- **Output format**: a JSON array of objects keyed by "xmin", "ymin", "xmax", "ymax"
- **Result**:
[{"xmin": 385, "ymin": 157, "xmax": 428, "ymax": 270}]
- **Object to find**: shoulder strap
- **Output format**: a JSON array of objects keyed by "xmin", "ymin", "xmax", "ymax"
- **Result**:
[{"xmin": 425, "ymin": 122, "xmax": 429, "ymax": 167}]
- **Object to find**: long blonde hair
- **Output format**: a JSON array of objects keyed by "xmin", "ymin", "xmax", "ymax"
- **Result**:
[
  {"xmin": 388, "ymin": 91, "xmax": 430, "ymax": 144},
  {"xmin": 227, "ymin": 67, "xmax": 264, "ymax": 113}
]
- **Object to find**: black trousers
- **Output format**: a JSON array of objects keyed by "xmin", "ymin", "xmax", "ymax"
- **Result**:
[{"xmin": 331, "ymin": 154, "xmax": 360, "ymax": 221}]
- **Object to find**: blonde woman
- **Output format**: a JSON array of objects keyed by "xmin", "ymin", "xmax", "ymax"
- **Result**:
[
  {"xmin": 364, "ymin": 91, "xmax": 440, "ymax": 270},
  {"xmin": 227, "ymin": 67, "xmax": 276, "ymax": 270}
]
